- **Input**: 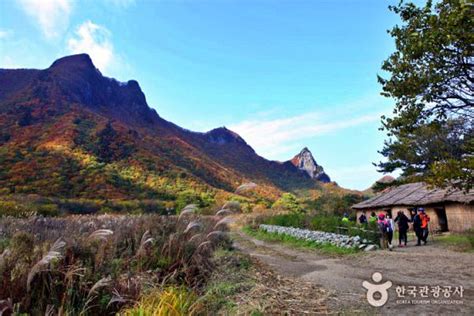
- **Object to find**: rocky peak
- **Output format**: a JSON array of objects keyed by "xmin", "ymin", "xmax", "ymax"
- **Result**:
[
  {"xmin": 290, "ymin": 147, "xmax": 330, "ymax": 182},
  {"xmin": 40, "ymin": 54, "xmax": 160, "ymax": 126},
  {"xmin": 205, "ymin": 127, "xmax": 247, "ymax": 145},
  {"xmin": 50, "ymin": 54, "xmax": 96, "ymax": 71}
]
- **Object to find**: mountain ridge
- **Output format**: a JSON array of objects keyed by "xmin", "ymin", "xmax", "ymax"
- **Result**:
[{"xmin": 0, "ymin": 54, "xmax": 331, "ymax": 201}]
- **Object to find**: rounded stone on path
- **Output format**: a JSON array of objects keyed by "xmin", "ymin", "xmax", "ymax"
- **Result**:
[{"xmin": 364, "ymin": 244, "xmax": 377, "ymax": 251}]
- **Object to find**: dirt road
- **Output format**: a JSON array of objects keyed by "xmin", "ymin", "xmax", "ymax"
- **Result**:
[{"xmin": 234, "ymin": 232, "xmax": 474, "ymax": 315}]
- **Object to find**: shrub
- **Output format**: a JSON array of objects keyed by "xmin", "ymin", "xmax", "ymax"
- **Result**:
[
  {"xmin": 59, "ymin": 199, "xmax": 102, "ymax": 214},
  {"xmin": 122, "ymin": 286, "xmax": 203, "ymax": 315},
  {"xmin": 310, "ymin": 215, "xmax": 340, "ymax": 233},
  {"xmin": 272, "ymin": 193, "xmax": 303, "ymax": 213},
  {"xmin": 37, "ymin": 204, "xmax": 60, "ymax": 217},
  {"xmin": 261, "ymin": 213, "xmax": 379, "ymax": 244},
  {"xmin": 0, "ymin": 201, "xmax": 34, "ymax": 217},
  {"xmin": 264, "ymin": 213, "xmax": 306, "ymax": 228}
]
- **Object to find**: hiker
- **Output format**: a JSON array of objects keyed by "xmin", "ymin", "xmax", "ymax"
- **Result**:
[
  {"xmin": 419, "ymin": 208, "xmax": 430, "ymax": 244},
  {"xmin": 369, "ymin": 211, "xmax": 377, "ymax": 224},
  {"xmin": 386, "ymin": 213, "xmax": 395, "ymax": 249},
  {"xmin": 377, "ymin": 213, "xmax": 393, "ymax": 250},
  {"xmin": 394, "ymin": 211, "xmax": 409, "ymax": 247},
  {"xmin": 386, "ymin": 214, "xmax": 395, "ymax": 237},
  {"xmin": 358, "ymin": 212, "xmax": 368, "ymax": 224},
  {"xmin": 342, "ymin": 212, "xmax": 350, "ymax": 224},
  {"xmin": 413, "ymin": 209, "xmax": 423, "ymax": 246}
]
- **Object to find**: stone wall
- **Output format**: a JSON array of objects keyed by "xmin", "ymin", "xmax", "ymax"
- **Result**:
[{"xmin": 258, "ymin": 224, "xmax": 378, "ymax": 250}]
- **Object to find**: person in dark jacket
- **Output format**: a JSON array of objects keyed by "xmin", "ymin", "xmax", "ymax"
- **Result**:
[
  {"xmin": 359, "ymin": 212, "xmax": 368, "ymax": 224},
  {"xmin": 394, "ymin": 211, "xmax": 410, "ymax": 247},
  {"xmin": 413, "ymin": 209, "xmax": 423, "ymax": 246}
]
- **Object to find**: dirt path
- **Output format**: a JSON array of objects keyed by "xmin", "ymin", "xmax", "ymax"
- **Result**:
[{"xmin": 233, "ymin": 232, "xmax": 474, "ymax": 315}]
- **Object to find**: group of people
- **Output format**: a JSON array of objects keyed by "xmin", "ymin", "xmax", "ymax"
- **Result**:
[{"xmin": 357, "ymin": 208, "xmax": 430, "ymax": 250}]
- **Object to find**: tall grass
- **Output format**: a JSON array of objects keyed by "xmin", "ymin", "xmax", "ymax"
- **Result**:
[{"xmin": 0, "ymin": 213, "xmax": 230, "ymax": 315}]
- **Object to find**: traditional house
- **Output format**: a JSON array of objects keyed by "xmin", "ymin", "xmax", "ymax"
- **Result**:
[{"xmin": 352, "ymin": 182, "xmax": 474, "ymax": 232}]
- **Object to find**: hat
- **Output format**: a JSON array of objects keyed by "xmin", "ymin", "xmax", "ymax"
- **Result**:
[
  {"xmin": 378, "ymin": 213, "xmax": 385, "ymax": 220},
  {"xmin": 419, "ymin": 207, "xmax": 425, "ymax": 213}
]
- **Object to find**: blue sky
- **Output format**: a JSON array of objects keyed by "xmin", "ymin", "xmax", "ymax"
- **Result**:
[{"xmin": 0, "ymin": 0, "xmax": 401, "ymax": 190}]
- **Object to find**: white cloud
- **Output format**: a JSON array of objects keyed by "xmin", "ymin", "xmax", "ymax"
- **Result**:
[
  {"xmin": 17, "ymin": 0, "xmax": 73, "ymax": 39},
  {"xmin": 67, "ymin": 20, "xmax": 115, "ymax": 73},
  {"xmin": 229, "ymin": 110, "xmax": 382, "ymax": 159},
  {"xmin": 0, "ymin": 29, "xmax": 13, "ymax": 39}
]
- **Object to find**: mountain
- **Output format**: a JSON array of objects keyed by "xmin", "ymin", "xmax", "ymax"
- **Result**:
[
  {"xmin": 0, "ymin": 54, "xmax": 329, "ymax": 203},
  {"xmin": 362, "ymin": 175, "xmax": 397, "ymax": 195},
  {"xmin": 290, "ymin": 147, "xmax": 330, "ymax": 182},
  {"xmin": 375, "ymin": 175, "xmax": 395, "ymax": 184}
]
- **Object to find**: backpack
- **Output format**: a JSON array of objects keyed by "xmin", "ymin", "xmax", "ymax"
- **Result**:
[{"xmin": 379, "ymin": 219, "xmax": 392, "ymax": 233}]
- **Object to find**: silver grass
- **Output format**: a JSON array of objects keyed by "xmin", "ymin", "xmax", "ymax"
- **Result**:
[
  {"xmin": 235, "ymin": 182, "xmax": 257, "ymax": 194},
  {"xmin": 206, "ymin": 231, "xmax": 227, "ymax": 241},
  {"xmin": 136, "ymin": 230, "xmax": 154, "ymax": 256},
  {"xmin": 107, "ymin": 289, "xmax": 130, "ymax": 308},
  {"xmin": 0, "ymin": 298, "xmax": 12, "ymax": 315},
  {"xmin": 222, "ymin": 201, "xmax": 240, "ymax": 210},
  {"xmin": 178, "ymin": 204, "xmax": 198, "ymax": 220},
  {"xmin": 196, "ymin": 241, "xmax": 213, "ymax": 253},
  {"xmin": 87, "ymin": 276, "xmax": 112, "ymax": 298},
  {"xmin": 182, "ymin": 204, "xmax": 198, "ymax": 211},
  {"xmin": 140, "ymin": 230, "xmax": 154, "ymax": 247},
  {"xmin": 184, "ymin": 221, "xmax": 202, "ymax": 234},
  {"xmin": 87, "ymin": 229, "xmax": 114, "ymax": 242},
  {"xmin": 215, "ymin": 209, "xmax": 233, "ymax": 216},
  {"xmin": 178, "ymin": 209, "xmax": 195, "ymax": 221},
  {"xmin": 27, "ymin": 238, "xmax": 66, "ymax": 292},
  {"xmin": 65, "ymin": 266, "xmax": 86, "ymax": 280},
  {"xmin": 188, "ymin": 233, "xmax": 202, "ymax": 242},
  {"xmin": 0, "ymin": 248, "xmax": 11, "ymax": 267},
  {"xmin": 214, "ymin": 217, "xmax": 233, "ymax": 230},
  {"xmin": 82, "ymin": 276, "xmax": 112, "ymax": 314},
  {"xmin": 45, "ymin": 304, "xmax": 55, "ymax": 316}
]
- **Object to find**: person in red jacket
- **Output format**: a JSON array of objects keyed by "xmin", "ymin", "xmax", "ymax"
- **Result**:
[{"xmin": 419, "ymin": 208, "xmax": 430, "ymax": 244}]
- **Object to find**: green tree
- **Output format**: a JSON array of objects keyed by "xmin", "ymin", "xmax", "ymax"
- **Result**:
[
  {"xmin": 377, "ymin": 0, "xmax": 474, "ymax": 190},
  {"xmin": 272, "ymin": 193, "xmax": 304, "ymax": 213}
]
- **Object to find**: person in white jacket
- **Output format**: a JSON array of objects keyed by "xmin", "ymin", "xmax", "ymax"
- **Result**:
[{"xmin": 386, "ymin": 214, "xmax": 395, "ymax": 249}]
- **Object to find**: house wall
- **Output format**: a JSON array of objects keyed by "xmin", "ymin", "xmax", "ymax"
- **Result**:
[
  {"xmin": 445, "ymin": 203, "xmax": 474, "ymax": 232},
  {"xmin": 355, "ymin": 203, "xmax": 474, "ymax": 232}
]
